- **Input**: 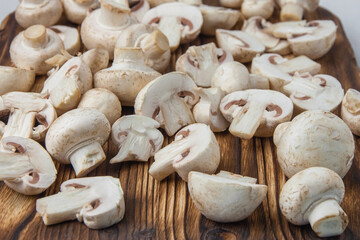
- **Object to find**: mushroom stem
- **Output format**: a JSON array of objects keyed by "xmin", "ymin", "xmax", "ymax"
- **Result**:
[
  {"xmin": 23, "ymin": 25, "xmax": 48, "ymax": 49},
  {"xmin": 308, "ymin": 199, "xmax": 349, "ymax": 237},
  {"xmin": 113, "ymin": 47, "xmax": 144, "ymax": 64},
  {"xmin": 281, "ymin": 3, "xmax": 304, "ymax": 21},
  {"xmin": 158, "ymin": 16, "xmax": 181, "ymax": 52},
  {"xmin": 2, "ymin": 110, "xmax": 36, "ymax": 139},
  {"xmin": 0, "ymin": 153, "xmax": 33, "ymax": 180},
  {"xmin": 99, "ymin": 0, "xmax": 131, "ymax": 28},
  {"xmin": 138, "ymin": 30, "xmax": 169, "ymax": 59}
]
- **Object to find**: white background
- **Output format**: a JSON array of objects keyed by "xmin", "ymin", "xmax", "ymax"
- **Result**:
[{"xmin": 0, "ymin": 0, "xmax": 359, "ymax": 67}]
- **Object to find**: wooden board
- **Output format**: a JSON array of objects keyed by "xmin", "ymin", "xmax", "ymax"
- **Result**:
[{"xmin": 1, "ymin": 6, "xmax": 360, "ymax": 240}]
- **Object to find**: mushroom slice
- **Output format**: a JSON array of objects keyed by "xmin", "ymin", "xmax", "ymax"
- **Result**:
[
  {"xmin": 188, "ymin": 171, "xmax": 267, "ymax": 222},
  {"xmin": 267, "ymin": 40, "xmax": 291, "ymax": 55},
  {"xmin": 241, "ymin": 0, "xmax": 274, "ymax": 19},
  {"xmin": 277, "ymin": 0, "xmax": 319, "ymax": 21},
  {"xmin": 280, "ymin": 167, "xmax": 348, "ymax": 237},
  {"xmin": 149, "ymin": 123, "xmax": 220, "ymax": 181},
  {"xmin": 242, "ymin": 17, "xmax": 279, "ymax": 49},
  {"xmin": 0, "ymin": 136, "xmax": 57, "ymax": 195},
  {"xmin": 342, "ymin": 88, "xmax": 360, "ymax": 136},
  {"xmin": 176, "ymin": 43, "xmax": 233, "ymax": 87},
  {"xmin": 130, "ymin": 0, "xmax": 150, "ymax": 22},
  {"xmin": 216, "ymin": 29, "xmax": 265, "ymax": 63},
  {"xmin": 94, "ymin": 48, "xmax": 161, "ymax": 106},
  {"xmin": 0, "ymin": 66, "xmax": 35, "ymax": 95},
  {"xmin": 49, "ymin": 25, "xmax": 81, "ymax": 56},
  {"xmin": 45, "ymin": 108, "xmax": 111, "ymax": 177},
  {"xmin": 63, "ymin": 0, "xmax": 100, "ymax": 24},
  {"xmin": 218, "ymin": 0, "xmax": 243, "ymax": 8},
  {"xmin": 110, "ymin": 115, "xmax": 163, "ymax": 163},
  {"xmin": 274, "ymin": 110, "xmax": 354, "ymax": 178},
  {"xmin": 0, "ymin": 92, "xmax": 57, "ymax": 141},
  {"xmin": 220, "ymin": 89, "xmax": 293, "ymax": 139},
  {"xmin": 135, "ymin": 72, "xmax": 199, "ymax": 136},
  {"xmin": 80, "ymin": 48, "xmax": 110, "ymax": 74},
  {"xmin": 36, "ymin": 176, "xmax": 125, "ymax": 229},
  {"xmin": 142, "ymin": 2, "xmax": 203, "ymax": 52}
]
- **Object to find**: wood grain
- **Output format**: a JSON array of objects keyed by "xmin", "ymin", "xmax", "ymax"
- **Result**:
[{"xmin": 1, "ymin": 6, "xmax": 360, "ymax": 240}]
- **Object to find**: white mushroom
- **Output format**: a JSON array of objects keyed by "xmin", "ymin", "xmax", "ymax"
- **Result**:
[
  {"xmin": 36, "ymin": 176, "xmax": 125, "ymax": 229},
  {"xmin": 241, "ymin": 0, "xmax": 274, "ymax": 19},
  {"xmin": 135, "ymin": 72, "xmax": 199, "ymax": 136},
  {"xmin": 129, "ymin": 0, "xmax": 150, "ymax": 22},
  {"xmin": 0, "ymin": 67, "xmax": 35, "ymax": 95},
  {"xmin": 80, "ymin": 48, "xmax": 110, "ymax": 74},
  {"xmin": 220, "ymin": 89, "xmax": 293, "ymax": 139},
  {"xmin": 110, "ymin": 115, "xmax": 163, "ymax": 163},
  {"xmin": 280, "ymin": 167, "xmax": 348, "ymax": 238},
  {"xmin": 276, "ymin": 0, "xmax": 319, "ymax": 21},
  {"xmin": 147, "ymin": 0, "xmax": 174, "ymax": 7},
  {"xmin": 218, "ymin": 0, "xmax": 243, "ymax": 8},
  {"xmin": 341, "ymin": 88, "xmax": 360, "ymax": 136},
  {"xmin": 49, "ymin": 25, "xmax": 81, "ymax": 56},
  {"xmin": 188, "ymin": 171, "xmax": 267, "ymax": 222},
  {"xmin": 274, "ymin": 110, "xmax": 354, "ymax": 178},
  {"xmin": 149, "ymin": 123, "xmax": 220, "ymax": 181},
  {"xmin": 45, "ymin": 108, "xmax": 111, "ymax": 177},
  {"xmin": 0, "ymin": 136, "xmax": 57, "ymax": 195},
  {"xmin": 63, "ymin": 0, "xmax": 100, "ymax": 24}
]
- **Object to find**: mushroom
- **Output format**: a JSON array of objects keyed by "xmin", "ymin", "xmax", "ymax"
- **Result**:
[
  {"xmin": 116, "ymin": 23, "xmax": 171, "ymax": 73},
  {"xmin": 45, "ymin": 108, "xmax": 111, "ymax": 177},
  {"xmin": 80, "ymin": 48, "xmax": 110, "ymax": 74},
  {"xmin": 147, "ymin": 0, "xmax": 174, "ymax": 7},
  {"xmin": 176, "ymin": 43, "xmax": 233, "ymax": 87},
  {"xmin": 129, "ymin": 0, "xmax": 150, "ymax": 22},
  {"xmin": 220, "ymin": 89, "xmax": 293, "ymax": 139},
  {"xmin": 149, "ymin": 123, "xmax": 220, "ymax": 181},
  {"xmin": 135, "ymin": 72, "xmax": 199, "ymax": 136},
  {"xmin": 15, "ymin": 0, "xmax": 63, "ymax": 28},
  {"xmin": 178, "ymin": 0, "xmax": 202, "ymax": 5},
  {"xmin": 218, "ymin": 0, "xmax": 243, "ymax": 8},
  {"xmin": 94, "ymin": 47, "xmax": 161, "ymax": 106},
  {"xmin": 63, "ymin": 0, "xmax": 100, "ymax": 24},
  {"xmin": 341, "ymin": 88, "xmax": 360, "ymax": 136},
  {"xmin": 0, "ymin": 92, "xmax": 57, "ymax": 141},
  {"xmin": 241, "ymin": 0, "xmax": 274, "ymax": 19},
  {"xmin": 0, "ymin": 67, "xmax": 35, "ymax": 95},
  {"xmin": 36, "ymin": 176, "xmax": 125, "ymax": 229},
  {"xmin": 10, "ymin": 25, "xmax": 64, "ymax": 75},
  {"xmin": 49, "ymin": 25, "xmax": 81, "ymax": 56},
  {"xmin": 274, "ymin": 110, "xmax": 354, "ymax": 178},
  {"xmin": 216, "ymin": 29, "xmax": 265, "ymax": 63},
  {"xmin": 110, "ymin": 115, "xmax": 163, "ymax": 163},
  {"xmin": 142, "ymin": 2, "xmax": 203, "ymax": 52},
  {"xmin": 81, "ymin": 0, "xmax": 136, "ymax": 59},
  {"xmin": 188, "ymin": 171, "xmax": 267, "ymax": 222},
  {"xmin": 78, "ymin": 88, "xmax": 122, "ymax": 125},
  {"xmin": 279, "ymin": 167, "xmax": 348, "ymax": 237},
  {"xmin": 276, "ymin": 0, "xmax": 319, "ymax": 21}
]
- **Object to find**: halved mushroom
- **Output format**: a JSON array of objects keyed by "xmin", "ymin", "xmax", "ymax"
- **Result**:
[
  {"xmin": 241, "ymin": 0, "xmax": 274, "ymax": 19},
  {"xmin": 277, "ymin": 0, "xmax": 319, "ymax": 21},
  {"xmin": 188, "ymin": 171, "xmax": 267, "ymax": 222},
  {"xmin": 142, "ymin": 2, "xmax": 203, "ymax": 52},
  {"xmin": 130, "ymin": 0, "xmax": 150, "ymax": 22},
  {"xmin": 110, "ymin": 115, "xmax": 163, "ymax": 163},
  {"xmin": 176, "ymin": 43, "xmax": 233, "ymax": 87},
  {"xmin": 10, "ymin": 25, "xmax": 64, "ymax": 75},
  {"xmin": 15, "ymin": 0, "xmax": 63, "ymax": 28},
  {"xmin": 80, "ymin": 48, "xmax": 110, "ymax": 74},
  {"xmin": 135, "ymin": 72, "xmax": 199, "ymax": 136},
  {"xmin": 216, "ymin": 29, "xmax": 265, "ymax": 63},
  {"xmin": 0, "ymin": 67, "xmax": 35, "ymax": 95},
  {"xmin": 63, "ymin": 0, "xmax": 100, "ymax": 24},
  {"xmin": 94, "ymin": 48, "xmax": 161, "ymax": 106},
  {"xmin": 0, "ymin": 92, "xmax": 57, "ymax": 141},
  {"xmin": 341, "ymin": 89, "xmax": 360, "ymax": 136},
  {"xmin": 149, "ymin": 123, "xmax": 220, "ymax": 181},
  {"xmin": 220, "ymin": 89, "xmax": 293, "ymax": 139},
  {"xmin": 218, "ymin": 0, "xmax": 243, "ymax": 8},
  {"xmin": 45, "ymin": 108, "xmax": 111, "ymax": 177},
  {"xmin": 49, "ymin": 25, "xmax": 81, "ymax": 56},
  {"xmin": 36, "ymin": 176, "xmax": 125, "ymax": 229}
]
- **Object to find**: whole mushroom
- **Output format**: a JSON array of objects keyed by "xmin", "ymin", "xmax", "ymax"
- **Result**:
[
  {"xmin": 341, "ymin": 88, "xmax": 360, "ymax": 136},
  {"xmin": 63, "ymin": 0, "xmax": 100, "ymax": 24},
  {"xmin": 0, "ymin": 67, "xmax": 35, "ymax": 95}
]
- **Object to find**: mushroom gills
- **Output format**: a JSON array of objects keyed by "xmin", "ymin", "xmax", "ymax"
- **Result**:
[{"xmin": 0, "ymin": 153, "xmax": 33, "ymax": 180}]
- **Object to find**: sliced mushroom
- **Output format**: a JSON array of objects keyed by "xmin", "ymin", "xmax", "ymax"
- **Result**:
[
  {"xmin": 63, "ymin": 0, "xmax": 100, "ymax": 24},
  {"xmin": 280, "ymin": 167, "xmax": 348, "ymax": 237},
  {"xmin": 218, "ymin": 0, "xmax": 243, "ymax": 8},
  {"xmin": 274, "ymin": 110, "xmax": 354, "ymax": 178},
  {"xmin": 149, "ymin": 123, "xmax": 220, "ymax": 181},
  {"xmin": 241, "ymin": 0, "xmax": 274, "ymax": 19},
  {"xmin": 80, "ymin": 48, "xmax": 110, "ymax": 74},
  {"xmin": 188, "ymin": 171, "xmax": 267, "ymax": 222},
  {"xmin": 0, "ymin": 67, "xmax": 35, "ymax": 95},
  {"xmin": 135, "ymin": 72, "xmax": 199, "ymax": 136},
  {"xmin": 341, "ymin": 88, "xmax": 360, "ymax": 136},
  {"xmin": 36, "ymin": 176, "xmax": 125, "ymax": 229},
  {"xmin": 49, "ymin": 25, "xmax": 81, "ymax": 56},
  {"xmin": 130, "ymin": 0, "xmax": 150, "ymax": 22},
  {"xmin": 176, "ymin": 43, "xmax": 233, "ymax": 87},
  {"xmin": 142, "ymin": 2, "xmax": 203, "ymax": 52},
  {"xmin": 94, "ymin": 47, "xmax": 161, "ymax": 106},
  {"xmin": 216, "ymin": 29, "xmax": 265, "ymax": 63},
  {"xmin": 277, "ymin": 0, "xmax": 319, "ymax": 21},
  {"xmin": 110, "ymin": 115, "xmax": 163, "ymax": 163},
  {"xmin": 220, "ymin": 89, "xmax": 293, "ymax": 139},
  {"xmin": 45, "ymin": 108, "xmax": 111, "ymax": 177}
]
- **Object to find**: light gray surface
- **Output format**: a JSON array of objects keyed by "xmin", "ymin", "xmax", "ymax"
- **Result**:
[{"xmin": 0, "ymin": 0, "xmax": 359, "ymax": 66}]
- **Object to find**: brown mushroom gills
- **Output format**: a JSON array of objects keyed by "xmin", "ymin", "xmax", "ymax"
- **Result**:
[{"xmin": 129, "ymin": 0, "xmax": 144, "ymax": 11}]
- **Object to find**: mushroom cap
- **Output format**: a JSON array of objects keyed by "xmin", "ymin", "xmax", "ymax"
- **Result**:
[
  {"xmin": 277, "ymin": 0, "xmax": 320, "ymax": 12},
  {"xmin": 49, "ymin": 25, "xmax": 81, "ymax": 55},
  {"xmin": 0, "ymin": 66, "xmax": 35, "ymax": 95},
  {"xmin": 45, "ymin": 108, "xmax": 111, "ymax": 164},
  {"xmin": 341, "ymin": 88, "xmax": 360, "ymax": 136},
  {"xmin": 63, "ymin": 0, "xmax": 100, "ymax": 24},
  {"xmin": 80, "ymin": 48, "xmax": 110, "ymax": 74},
  {"xmin": 241, "ymin": 0, "xmax": 274, "ymax": 19},
  {"xmin": 218, "ymin": 0, "xmax": 243, "ymax": 8},
  {"xmin": 242, "ymin": 17, "xmax": 279, "ymax": 49},
  {"xmin": 188, "ymin": 171, "xmax": 267, "ymax": 222},
  {"xmin": 279, "ymin": 167, "xmax": 344, "ymax": 225},
  {"xmin": 130, "ymin": 0, "xmax": 150, "ymax": 22},
  {"xmin": 274, "ymin": 110, "xmax": 354, "ymax": 178}
]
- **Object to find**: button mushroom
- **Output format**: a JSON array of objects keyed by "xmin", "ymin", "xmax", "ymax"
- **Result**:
[
  {"xmin": 80, "ymin": 48, "xmax": 110, "ymax": 75},
  {"xmin": 341, "ymin": 88, "xmax": 360, "ymax": 136},
  {"xmin": 241, "ymin": 0, "xmax": 274, "ymax": 19},
  {"xmin": 129, "ymin": 0, "xmax": 150, "ymax": 22},
  {"xmin": 280, "ymin": 167, "xmax": 348, "ymax": 238},
  {"xmin": 0, "ymin": 67, "xmax": 35, "ymax": 95},
  {"xmin": 277, "ymin": 0, "xmax": 319, "ymax": 21},
  {"xmin": 63, "ymin": 0, "xmax": 100, "ymax": 24},
  {"xmin": 45, "ymin": 108, "xmax": 111, "ymax": 177},
  {"xmin": 134, "ymin": 72, "xmax": 199, "ymax": 136},
  {"xmin": 94, "ymin": 47, "xmax": 161, "ymax": 106},
  {"xmin": 220, "ymin": 89, "xmax": 293, "ymax": 139},
  {"xmin": 142, "ymin": 2, "xmax": 203, "ymax": 52},
  {"xmin": 274, "ymin": 110, "xmax": 354, "ymax": 178},
  {"xmin": 49, "ymin": 25, "xmax": 81, "ymax": 56},
  {"xmin": 188, "ymin": 171, "xmax": 267, "ymax": 222},
  {"xmin": 0, "ymin": 136, "xmax": 57, "ymax": 195},
  {"xmin": 36, "ymin": 176, "xmax": 125, "ymax": 229},
  {"xmin": 110, "ymin": 115, "xmax": 163, "ymax": 163},
  {"xmin": 149, "ymin": 123, "xmax": 220, "ymax": 181}
]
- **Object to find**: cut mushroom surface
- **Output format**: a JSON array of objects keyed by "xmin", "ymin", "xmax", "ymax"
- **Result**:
[
  {"xmin": 80, "ymin": 48, "xmax": 110, "ymax": 75},
  {"xmin": 149, "ymin": 123, "xmax": 220, "ymax": 181},
  {"xmin": 49, "ymin": 25, "xmax": 81, "ymax": 56},
  {"xmin": 36, "ymin": 176, "xmax": 125, "ymax": 229},
  {"xmin": 188, "ymin": 171, "xmax": 267, "ymax": 222},
  {"xmin": 130, "ymin": 0, "xmax": 150, "ymax": 22},
  {"xmin": 0, "ymin": 66, "xmax": 35, "ymax": 96},
  {"xmin": 342, "ymin": 88, "xmax": 360, "ymax": 136},
  {"xmin": 241, "ymin": 0, "xmax": 274, "ymax": 19},
  {"xmin": 277, "ymin": 0, "xmax": 319, "ymax": 21},
  {"xmin": 63, "ymin": 0, "xmax": 100, "ymax": 24}
]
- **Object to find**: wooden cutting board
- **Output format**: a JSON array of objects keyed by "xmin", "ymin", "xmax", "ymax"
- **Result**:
[{"xmin": 1, "ymin": 5, "xmax": 360, "ymax": 240}]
